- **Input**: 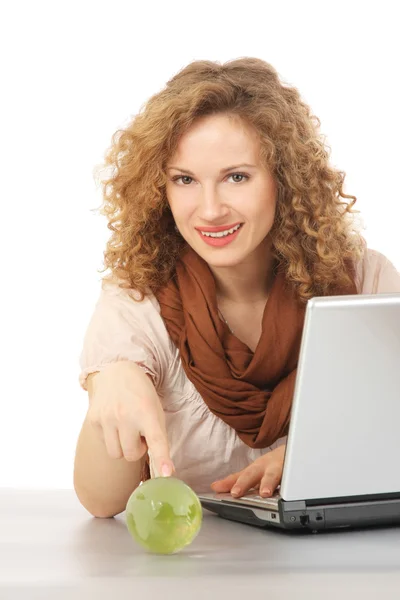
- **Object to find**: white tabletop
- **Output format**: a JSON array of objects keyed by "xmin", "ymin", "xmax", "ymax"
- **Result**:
[{"xmin": 1, "ymin": 489, "xmax": 400, "ymax": 599}]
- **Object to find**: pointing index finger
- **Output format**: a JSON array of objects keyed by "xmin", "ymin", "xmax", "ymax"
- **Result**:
[{"xmin": 143, "ymin": 421, "xmax": 173, "ymax": 478}]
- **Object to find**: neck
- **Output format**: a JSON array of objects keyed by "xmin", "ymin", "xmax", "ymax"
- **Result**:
[{"xmin": 210, "ymin": 237, "xmax": 276, "ymax": 305}]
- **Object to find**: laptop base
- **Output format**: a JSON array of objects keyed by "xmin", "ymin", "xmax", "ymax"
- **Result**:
[{"xmin": 199, "ymin": 492, "xmax": 400, "ymax": 531}]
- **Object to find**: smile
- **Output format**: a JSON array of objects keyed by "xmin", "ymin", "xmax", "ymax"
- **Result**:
[
  {"xmin": 196, "ymin": 223, "xmax": 243, "ymax": 247},
  {"xmin": 200, "ymin": 223, "xmax": 242, "ymax": 238}
]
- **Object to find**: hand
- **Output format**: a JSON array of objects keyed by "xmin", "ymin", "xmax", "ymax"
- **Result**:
[
  {"xmin": 86, "ymin": 360, "xmax": 174, "ymax": 477},
  {"xmin": 210, "ymin": 444, "xmax": 286, "ymax": 498}
]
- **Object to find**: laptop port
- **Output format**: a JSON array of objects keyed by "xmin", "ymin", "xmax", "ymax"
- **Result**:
[{"xmin": 300, "ymin": 515, "xmax": 310, "ymax": 526}]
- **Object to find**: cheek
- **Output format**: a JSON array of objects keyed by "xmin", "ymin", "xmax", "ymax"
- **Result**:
[
  {"xmin": 251, "ymin": 196, "xmax": 277, "ymax": 225},
  {"xmin": 167, "ymin": 198, "xmax": 193, "ymax": 226},
  {"xmin": 165, "ymin": 188, "xmax": 180, "ymax": 216},
  {"xmin": 167, "ymin": 192, "xmax": 197, "ymax": 221},
  {"xmin": 265, "ymin": 187, "xmax": 277, "ymax": 220}
]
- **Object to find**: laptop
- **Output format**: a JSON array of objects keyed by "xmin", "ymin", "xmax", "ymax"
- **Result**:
[{"xmin": 199, "ymin": 293, "xmax": 400, "ymax": 531}]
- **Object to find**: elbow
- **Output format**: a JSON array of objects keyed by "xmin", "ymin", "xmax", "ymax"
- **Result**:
[
  {"xmin": 84, "ymin": 501, "xmax": 121, "ymax": 519},
  {"xmin": 73, "ymin": 481, "xmax": 125, "ymax": 519},
  {"xmin": 90, "ymin": 507, "xmax": 122, "ymax": 519}
]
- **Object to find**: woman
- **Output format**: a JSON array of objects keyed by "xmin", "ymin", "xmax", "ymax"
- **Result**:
[{"xmin": 74, "ymin": 57, "xmax": 400, "ymax": 518}]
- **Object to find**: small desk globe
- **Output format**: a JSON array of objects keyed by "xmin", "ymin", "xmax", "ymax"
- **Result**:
[{"xmin": 126, "ymin": 476, "xmax": 203, "ymax": 554}]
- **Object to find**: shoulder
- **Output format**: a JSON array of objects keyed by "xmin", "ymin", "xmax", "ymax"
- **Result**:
[
  {"xmin": 83, "ymin": 275, "xmax": 175, "ymax": 355},
  {"xmin": 101, "ymin": 275, "xmax": 159, "ymax": 304},
  {"xmin": 355, "ymin": 247, "xmax": 400, "ymax": 294},
  {"xmin": 98, "ymin": 276, "xmax": 162, "ymax": 319},
  {"xmin": 79, "ymin": 277, "xmax": 176, "ymax": 391}
]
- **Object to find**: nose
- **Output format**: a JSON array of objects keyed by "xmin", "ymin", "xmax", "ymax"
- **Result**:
[{"xmin": 197, "ymin": 184, "xmax": 229, "ymax": 222}]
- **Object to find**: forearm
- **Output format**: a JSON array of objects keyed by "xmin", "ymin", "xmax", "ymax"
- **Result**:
[
  {"xmin": 73, "ymin": 412, "xmax": 144, "ymax": 518},
  {"xmin": 73, "ymin": 366, "xmax": 149, "ymax": 518}
]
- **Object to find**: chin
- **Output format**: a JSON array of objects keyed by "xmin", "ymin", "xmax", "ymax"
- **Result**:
[
  {"xmin": 203, "ymin": 254, "xmax": 245, "ymax": 269},
  {"xmin": 194, "ymin": 245, "xmax": 253, "ymax": 269}
]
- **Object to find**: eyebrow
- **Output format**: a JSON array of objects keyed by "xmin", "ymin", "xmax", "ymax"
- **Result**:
[{"xmin": 166, "ymin": 163, "xmax": 258, "ymax": 175}]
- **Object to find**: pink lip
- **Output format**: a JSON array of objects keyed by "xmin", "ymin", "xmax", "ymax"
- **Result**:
[
  {"xmin": 195, "ymin": 222, "xmax": 242, "ymax": 233},
  {"xmin": 196, "ymin": 223, "xmax": 243, "ymax": 247}
]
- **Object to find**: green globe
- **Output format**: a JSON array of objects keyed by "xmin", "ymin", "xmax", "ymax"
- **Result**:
[{"xmin": 125, "ymin": 477, "xmax": 203, "ymax": 554}]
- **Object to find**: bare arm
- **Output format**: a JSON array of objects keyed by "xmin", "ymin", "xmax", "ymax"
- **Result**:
[
  {"xmin": 73, "ymin": 360, "xmax": 171, "ymax": 518},
  {"xmin": 73, "ymin": 371, "xmax": 143, "ymax": 517}
]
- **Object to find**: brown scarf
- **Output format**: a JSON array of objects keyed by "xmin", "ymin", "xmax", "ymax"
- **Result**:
[{"xmin": 155, "ymin": 246, "xmax": 357, "ymax": 450}]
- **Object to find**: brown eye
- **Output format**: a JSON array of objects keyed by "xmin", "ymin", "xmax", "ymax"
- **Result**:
[
  {"xmin": 172, "ymin": 175, "xmax": 193, "ymax": 185},
  {"xmin": 229, "ymin": 173, "xmax": 249, "ymax": 183}
]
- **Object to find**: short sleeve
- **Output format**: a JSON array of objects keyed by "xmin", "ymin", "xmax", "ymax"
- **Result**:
[
  {"xmin": 374, "ymin": 254, "xmax": 400, "ymax": 293},
  {"xmin": 356, "ymin": 249, "xmax": 400, "ymax": 295},
  {"xmin": 78, "ymin": 280, "xmax": 170, "ymax": 392}
]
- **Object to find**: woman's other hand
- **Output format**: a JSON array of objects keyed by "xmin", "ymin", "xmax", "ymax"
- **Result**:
[{"xmin": 210, "ymin": 444, "xmax": 285, "ymax": 498}]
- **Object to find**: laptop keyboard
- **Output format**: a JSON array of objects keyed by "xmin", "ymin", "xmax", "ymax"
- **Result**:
[
  {"xmin": 234, "ymin": 492, "xmax": 279, "ymax": 503},
  {"xmin": 207, "ymin": 490, "xmax": 280, "ymax": 508}
]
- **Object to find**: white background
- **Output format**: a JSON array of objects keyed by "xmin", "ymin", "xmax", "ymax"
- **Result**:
[{"xmin": 1, "ymin": 0, "xmax": 399, "ymax": 489}]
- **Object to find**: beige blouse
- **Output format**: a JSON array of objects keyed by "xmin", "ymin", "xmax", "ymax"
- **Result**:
[{"xmin": 79, "ymin": 248, "xmax": 400, "ymax": 493}]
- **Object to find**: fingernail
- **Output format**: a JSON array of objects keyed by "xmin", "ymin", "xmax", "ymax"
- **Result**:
[
  {"xmin": 161, "ymin": 463, "xmax": 172, "ymax": 477},
  {"xmin": 231, "ymin": 486, "xmax": 241, "ymax": 496},
  {"xmin": 261, "ymin": 488, "xmax": 272, "ymax": 496}
]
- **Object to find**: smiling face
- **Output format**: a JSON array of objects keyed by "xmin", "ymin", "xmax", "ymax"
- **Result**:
[{"xmin": 165, "ymin": 113, "xmax": 277, "ymax": 270}]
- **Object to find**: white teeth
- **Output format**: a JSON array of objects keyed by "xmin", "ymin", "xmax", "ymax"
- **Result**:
[{"xmin": 201, "ymin": 224, "xmax": 241, "ymax": 238}]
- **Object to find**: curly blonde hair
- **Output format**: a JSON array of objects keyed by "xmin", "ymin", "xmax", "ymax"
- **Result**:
[{"xmin": 96, "ymin": 57, "xmax": 365, "ymax": 302}]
